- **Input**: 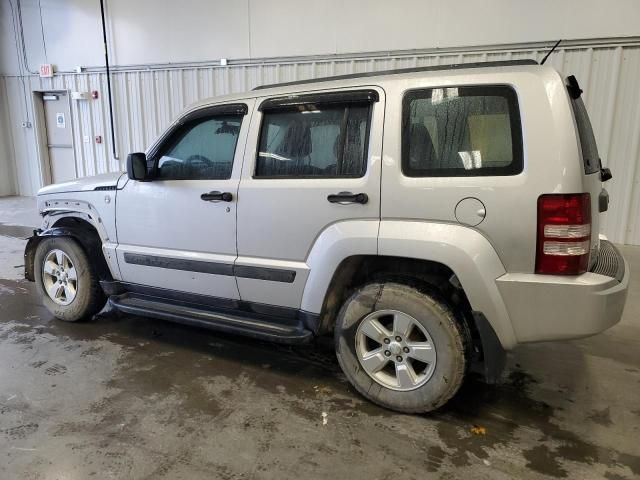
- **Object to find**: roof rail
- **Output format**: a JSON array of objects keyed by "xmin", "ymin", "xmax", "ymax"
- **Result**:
[{"xmin": 253, "ymin": 59, "xmax": 538, "ymax": 90}]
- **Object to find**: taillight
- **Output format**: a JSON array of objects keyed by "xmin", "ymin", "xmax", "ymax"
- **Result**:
[{"xmin": 536, "ymin": 193, "xmax": 591, "ymax": 275}]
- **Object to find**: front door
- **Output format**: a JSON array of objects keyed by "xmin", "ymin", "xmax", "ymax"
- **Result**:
[
  {"xmin": 235, "ymin": 89, "xmax": 384, "ymax": 308},
  {"xmin": 115, "ymin": 101, "xmax": 253, "ymax": 299},
  {"xmin": 42, "ymin": 92, "xmax": 76, "ymax": 183}
]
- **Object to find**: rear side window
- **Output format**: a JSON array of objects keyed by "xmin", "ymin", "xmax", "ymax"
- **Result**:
[
  {"xmin": 402, "ymin": 86, "xmax": 523, "ymax": 177},
  {"xmin": 255, "ymin": 102, "xmax": 371, "ymax": 178},
  {"xmin": 570, "ymin": 96, "xmax": 600, "ymax": 174}
]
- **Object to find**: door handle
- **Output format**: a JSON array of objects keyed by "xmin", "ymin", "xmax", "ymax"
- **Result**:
[
  {"xmin": 327, "ymin": 192, "xmax": 369, "ymax": 204},
  {"xmin": 201, "ymin": 191, "xmax": 233, "ymax": 202}
]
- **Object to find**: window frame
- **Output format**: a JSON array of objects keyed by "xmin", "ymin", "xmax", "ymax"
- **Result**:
[
  {"xmin": 147, "ymin": 103, "xmax": 248, "ymax": 181},
  {"xmin": 401, "ymin": 84, "xmax": 524, "ymax": 178},
  {"xmin": 253, "ymin": 90, "xmax": 378, "ymax": 180}
]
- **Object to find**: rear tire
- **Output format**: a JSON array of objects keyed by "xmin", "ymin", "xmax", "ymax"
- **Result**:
[
  {"xmin": 34, "ymin": 237, "xmax": 107, "ymax": 322},
  {"xmin": 334, "ymin": 281, "xmax": 466, "ymax": 413}
]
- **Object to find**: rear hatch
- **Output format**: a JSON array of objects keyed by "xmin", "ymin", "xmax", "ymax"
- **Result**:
[{"xmin": 566, "ymin": 75, "xmax": 610, "ymax": 267}]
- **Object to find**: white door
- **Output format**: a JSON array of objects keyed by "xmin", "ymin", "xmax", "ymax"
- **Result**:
[
  {"xmin": 115, "ymin": 101, "xmax": 253, "ymax": 299},
  {"xmin": 43, "ymin": 92, "xmax": 76, "ymax": 183},
  {"xmin": 236, "ymin": 89, "xmax": 384, "ymax": 308}
]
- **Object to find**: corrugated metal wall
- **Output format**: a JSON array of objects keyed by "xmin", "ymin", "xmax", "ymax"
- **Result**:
[{"xmin": 1, "ymin": 39, "xmax": 639, "ymax": 244}]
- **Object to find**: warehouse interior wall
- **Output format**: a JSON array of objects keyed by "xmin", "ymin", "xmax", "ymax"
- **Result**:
[
  {"xmin": 0, "ymin": 0, "xmax": 639, "ymax": 244},
  {"xmin": 1, "ymin": 0, "xmax": 640, "ymax": 74},
  {"xmin": 0, "ymin": 78, "xmax": 17, "ymax": 197}
]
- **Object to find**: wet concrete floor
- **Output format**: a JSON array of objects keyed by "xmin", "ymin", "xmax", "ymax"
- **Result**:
[{"xmin": 0, "ymin": 197, "xmax": 639, "ymax": 479}]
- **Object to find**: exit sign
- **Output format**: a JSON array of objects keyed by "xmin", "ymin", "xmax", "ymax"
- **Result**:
[{"xmin": 39, "ymin": 64, "xmax": 53, "ymax": 78}]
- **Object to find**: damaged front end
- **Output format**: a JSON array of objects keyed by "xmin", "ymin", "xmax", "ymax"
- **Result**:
[{"xmin": 23, "ymin": 230, "xmax": 43, "ymax": 282}]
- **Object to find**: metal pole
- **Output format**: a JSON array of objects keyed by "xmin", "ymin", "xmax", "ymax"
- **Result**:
[{"xmin": 99, "ymin": 0, "xmax": 118, "ymax": 159}]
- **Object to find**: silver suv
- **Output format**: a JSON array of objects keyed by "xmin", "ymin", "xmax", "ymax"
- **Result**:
[{"xmin": 24, "ymin": 60, "xmax": 629, "ymax": 413}]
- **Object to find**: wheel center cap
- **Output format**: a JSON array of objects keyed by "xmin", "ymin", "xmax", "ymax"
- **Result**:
[{"xmin": 389, "ymin": 342, "xmax": 402, "ymax": 356}]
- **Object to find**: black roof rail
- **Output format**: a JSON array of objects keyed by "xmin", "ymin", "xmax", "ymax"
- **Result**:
[{"xmin": 253, "ymin": 59, "xmax": 538, "ymax": 90}]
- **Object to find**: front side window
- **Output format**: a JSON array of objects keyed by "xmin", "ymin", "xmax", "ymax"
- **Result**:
[
  {"xmin": 156, "ymin": 115, "xmax": 242, "ymax": 180},
  {"xmin": 255, "ymin": 103, "xmax": 370, "ymax": 178},
  {"xmin": 402, "ymin": 86, "xmax": 523, "ymax": 177}
]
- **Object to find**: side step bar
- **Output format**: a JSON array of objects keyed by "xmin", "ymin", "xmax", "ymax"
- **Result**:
[{"xmin": 109, "ymin": 293, "xmax": 314, "ymax": 344}]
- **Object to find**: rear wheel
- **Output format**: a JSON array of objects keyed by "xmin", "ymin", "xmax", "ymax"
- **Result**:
[
  {"xmin": 34, "ymin": 237, "xmax": 107, "ymax": 322},
  {"xmin": 334, "ymin": 281, "xmax": 466, "ymax": 413}
]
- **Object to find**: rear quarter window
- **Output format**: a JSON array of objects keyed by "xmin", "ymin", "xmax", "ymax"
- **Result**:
[{"xmin": 402, "ymin": 85, "xmax": 523, "ymax": 177}]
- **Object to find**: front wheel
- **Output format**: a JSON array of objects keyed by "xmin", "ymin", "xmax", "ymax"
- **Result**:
[
  {"xmin": 334, "ymin": 282, "xmax": 466, "ymax": 413},
  {"xmin": 34, "ymin": 237, "xmax": 107, "ymax": 322}
]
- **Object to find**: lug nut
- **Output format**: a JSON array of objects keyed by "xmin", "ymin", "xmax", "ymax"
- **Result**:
[
  {"xmin": 396, "ymin": 356, "xmax": 403, "ymax": 362},
  {"xmin": 384, "ymin": 350, "xmax": 391, "ymax": 357},
  {"xmin": 403, "ymin": 347, "xmax": 410, "ymax": 353},
  {"xmin": 395, "ymin": 336, "xmax": 402, "ymax": 342},
  {"xmin": 383, "ymin": 338, "xmax": 390, "ymax": 344}
]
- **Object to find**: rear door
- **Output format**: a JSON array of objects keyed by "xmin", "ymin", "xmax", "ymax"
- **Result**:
[
  {"xmin": 235, "ymin": 88, "xmax": 384, "ymax": 308},
  {"xmin": 115, "ymin": 101, "xmax": 253, "ymax": 298}
]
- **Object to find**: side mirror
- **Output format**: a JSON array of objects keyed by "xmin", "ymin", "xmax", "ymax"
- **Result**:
[{"xmin": 127, "ymin": 152, "xmax": 149, "ymax": 181}]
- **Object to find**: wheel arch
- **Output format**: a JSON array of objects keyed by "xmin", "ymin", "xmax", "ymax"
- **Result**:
[
  {"xmin": 300, "ymin": 220, "xmax": 516, "ymax": 382},
  {"xmin": 314, "ymin": 254, "xmax": 508, "ymax": 383},
  {"xmin": 25, "ymin": 216, "xmax": 114, "ymax": 283},
  {"xmin": 380, "ymin": 221, "xmax": 516, "ymax": 349},
  {"xmin": 314, "ymin": 255, "xmax": 458, "ymax": 331},
  {"xmin": 302, "ymin": 220, "xmax": 516, "ymax": 349}
]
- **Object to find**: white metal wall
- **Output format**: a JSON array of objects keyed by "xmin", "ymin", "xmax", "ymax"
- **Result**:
[
  {"xmin": 1, "ymin": 39, "xmax": 639, "ymax": 244},
  {"xmin": 4, "ymin": 0, "xmax": 640, "ymax": 75}
]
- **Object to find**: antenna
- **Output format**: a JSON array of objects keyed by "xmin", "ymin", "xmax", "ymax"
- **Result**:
[{"xmin": 540, "ymin": 39, "xmax": 562, "ymax": 65}]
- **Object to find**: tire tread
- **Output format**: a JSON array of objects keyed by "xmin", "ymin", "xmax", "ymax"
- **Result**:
[
  {"xmin": 34, "ymin": 237, "xmax": 106, "ymax": 322},
  {"xmin": 334, "ymin": 280, "xmax": 466, "ymax": 413}
]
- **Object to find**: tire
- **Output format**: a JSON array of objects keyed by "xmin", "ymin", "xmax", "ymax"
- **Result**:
[
  {"xmin": 34, "ymin": 236, "xmax": 107, "ymax": 322},
  {"xmin": 334, "ymin": 281, "xmax": 466, "ymax": 413}
]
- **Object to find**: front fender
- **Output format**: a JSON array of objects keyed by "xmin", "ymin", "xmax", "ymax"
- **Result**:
[
  {"xmin": 378, "ymin": 220, "xmax": 516, "ymax": 349},
  {"xmin": 24, "ymin": 226, "xmax": 112, "ymax": 283},
  {"xmin": 36, "ymin": 196, "xmax": 121, "ymax": 280},
  {"xmin": 39, "ymin": 198, "xmax": 112, "ymax": 243},
  {"xmin": 24, "ymin": 231, "xmax": 42, "ymax": 281}
]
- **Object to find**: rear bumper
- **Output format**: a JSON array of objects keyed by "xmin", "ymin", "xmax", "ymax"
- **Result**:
[{"xmin": 496, "ymin": 241, "xmax": 629, "ymax": 344}]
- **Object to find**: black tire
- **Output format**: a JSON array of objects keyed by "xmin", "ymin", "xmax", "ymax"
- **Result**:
[
  {"xmin": 334, "ymin": 281, "xmax": 466, "ymax": 413},
  {"xmin": 34, "ymin": 237, "xmax": 107, "ymax": 322}
]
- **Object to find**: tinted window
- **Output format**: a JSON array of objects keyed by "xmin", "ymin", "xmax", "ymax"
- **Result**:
[
  {"xmin": 402, "ymin": 86, "xmax": 522, "ymax": 177},
  {"xmin": 255, "ymin": 104, "xmax": 370, "ymax": 178},
  {"xmin": 156, "ymin": 115, "xmax": 242, "ymax": 180},
  {"xmin": 570, "ymin": 96, "xmax": 600, "ymax": 174}
]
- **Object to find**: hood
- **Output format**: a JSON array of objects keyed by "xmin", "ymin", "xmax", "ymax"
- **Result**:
[{"xmin": 38, "ymin": 172, "xmax": 126, "ymax": 195}]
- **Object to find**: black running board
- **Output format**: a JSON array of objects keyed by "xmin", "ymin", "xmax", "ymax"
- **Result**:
[{"xmin": 109, "ymin": 293, "xmax": 314, "ymax": 344}]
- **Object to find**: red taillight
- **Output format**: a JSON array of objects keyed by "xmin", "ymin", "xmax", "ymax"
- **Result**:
[{"xmin": 536, "ymin": 193, "xmax": 591, "ymax": 275}]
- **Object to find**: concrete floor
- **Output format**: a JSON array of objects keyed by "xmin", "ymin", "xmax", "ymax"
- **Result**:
[{"xmin": 0, "ymin": 196, "xmax": 639, "ymax": 480}]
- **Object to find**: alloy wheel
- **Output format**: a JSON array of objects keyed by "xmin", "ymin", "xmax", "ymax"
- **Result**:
[
  {"xmin": 42, "ymin": 249, "xmax": 78, "ymax": 306},
  {"xmin": 355, "ymin": 309, "xmax": 437, "ymax": 391}
]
